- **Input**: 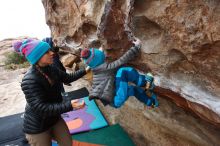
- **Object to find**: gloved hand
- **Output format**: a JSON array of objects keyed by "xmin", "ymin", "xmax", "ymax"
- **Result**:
[
  {"xmin": 132, "ymin": 37, "xmax": 141, "ymax": 47},
  {"xmin": 131, "ymin": 38, "xmax": 141, "ymax": 55}
]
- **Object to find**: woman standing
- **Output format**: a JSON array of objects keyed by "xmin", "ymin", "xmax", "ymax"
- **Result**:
[{"xmin": 13, "ymin": 39, "xmax": 88, "ymax": 146}]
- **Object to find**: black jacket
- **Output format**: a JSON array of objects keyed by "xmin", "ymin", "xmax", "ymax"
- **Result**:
[{"xmin": 21, "ymin": 65, "xmax": 86, "ymax": 134}]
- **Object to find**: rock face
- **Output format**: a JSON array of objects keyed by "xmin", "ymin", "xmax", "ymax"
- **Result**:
[{"xmin": 42, "ymin": 0, "xmax": 220, "ymax": 145}]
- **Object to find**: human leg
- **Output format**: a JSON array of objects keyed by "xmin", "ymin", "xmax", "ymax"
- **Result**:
[
  {"xmin": 51, "ymin": 118, "xmax": 72, "ymax": 146},
  {"xmin": 133, "ymin": 86, "xmax": 159, "ymax": 107},
  {"xmin": 148, "ymin": 91, "xmax": 159, "ymax": 107},
  {"xmin": 116, "ymin": 67, "xmax": 146, "ymax": 87},
  {"xmin": 113, "ymin": 77, "xmax": 129, "ymax": 108},
  {"xmin": 25, "ymin": 130, "xmax": 52, "ymax": 146},
  {"xmin": 114, "ymin": 67, "xmax": 145, "ymax": 108},
  {"xmin": 114, "ymin": 67, "xmax": 159, "ymax": 108},
  {"xmin": 114, "ymin": 83, "xmax": 155, "ymax": 108},
  {"xmin": 133, "ymin": 86, "xmax": 153, "ymax": 106}
]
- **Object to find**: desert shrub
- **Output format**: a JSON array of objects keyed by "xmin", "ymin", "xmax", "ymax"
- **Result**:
[{"xmin": 4, "ymin": 52, "xmax": 29, "ymax": 70}]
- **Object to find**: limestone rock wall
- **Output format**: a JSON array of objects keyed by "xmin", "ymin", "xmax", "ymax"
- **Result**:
[{"xmin": 42, "ymin": 0, "xmax": 220, "ymax": 145}]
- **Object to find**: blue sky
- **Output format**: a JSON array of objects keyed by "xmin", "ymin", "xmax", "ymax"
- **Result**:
[{"xmin": 0, "ymin": 0, "xmax": 50, "ymax": 41}]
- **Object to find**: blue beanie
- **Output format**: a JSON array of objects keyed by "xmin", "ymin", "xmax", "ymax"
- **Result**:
[
  {"xmin": 81, "ymin": 48, "xmax": 105, "ymax": 68},
  {"xmin": 13, "ymin": 39, "xmax": 50, "ymax": 65}
]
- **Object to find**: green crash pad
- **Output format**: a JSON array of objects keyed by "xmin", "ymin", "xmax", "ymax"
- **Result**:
[{"xmin": 72, "ymin": 124, "xmax": 135, "ymax": 146}]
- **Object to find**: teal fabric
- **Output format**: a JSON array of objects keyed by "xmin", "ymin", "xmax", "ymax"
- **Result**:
[
  {"xmin": 84, "ymin": 97, "xmax": 108, "ymax": 129},
  {"xmin": 72, "ymin": 124, "xmax": 135, "ymax": 146}
]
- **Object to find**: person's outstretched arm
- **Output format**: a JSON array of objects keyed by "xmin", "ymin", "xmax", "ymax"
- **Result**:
[{"xmin": 56, "ymin": 67, "xmax": 88, "ymax": 84}]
